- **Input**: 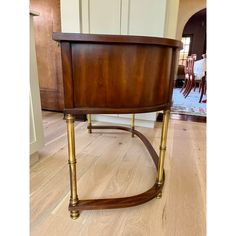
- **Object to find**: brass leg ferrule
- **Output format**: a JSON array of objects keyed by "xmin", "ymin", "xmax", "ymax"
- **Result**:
[
  {"xmin": 131, "ymin": 114, "xmax": 135, "ymax": 137},
  {"xmin": 87, "ymin": 114, "xmax": 92, "ymax": 133},
  {"xmin": 66, "ymin": 114, "xmax": 80, "ymax": 219},
  {"xmin": 157, "ymin": 110, "xmax": 170, "ymax": 185},
  {"xmin": 156, "ymin": 192, "xmax": 162, "ymax": 199}
]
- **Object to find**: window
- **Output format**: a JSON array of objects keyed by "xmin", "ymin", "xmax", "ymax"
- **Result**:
[{"xmin": 178, "ymin": 36, "xmax": 192, "ymax": 66}]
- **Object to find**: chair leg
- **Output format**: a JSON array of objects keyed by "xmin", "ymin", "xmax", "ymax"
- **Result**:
[
  {"xmin": 157, "ymin": 110, "xmax": 170, "ymax": 198},
  {"xmin": 199, "ymin": 81, "xmax": 202, "ymax": 94},
  {"xmin": 180, "ymin": 79, "xmax": 187, "ymax": 93},
  {"xmin": 183, "ymin": 79, "xmax": 191, "ymax": 97},
  {"xmin": 182, "ymin": 79, "xmax": 190, "ymax": 96},
  {"xmin": 199, "ymin": 79, "xmax": 206, "ymax": 103},
  {"xmin": 204, "ymin": 83, "xmax": 207, "ymax": 95},
  {"xmin": 87, "ymin": 114, "xmax": 92, "ymax": 133},
  {"xmin": 199, "ymin": 81, "xmax": 202, "ymax": 92},
  {"xmin": 131, "ymin": 114, "xmax": 135, "ymax": 137},
  {"xmin": 184, "ymin": 80, "xmax": 194, "ymax": 98},
  {"xmin": 66, "ymin": 114, "xmax": 80, "ymax": 219}
]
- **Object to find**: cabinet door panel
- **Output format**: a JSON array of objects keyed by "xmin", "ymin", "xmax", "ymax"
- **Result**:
[
  {"xmin": 80, "ymin": 0, "xmax": 121, "ymax": 34},
  {"xmin": 128, "ymin": 0, "xmax": 166, "ymax": 36}
]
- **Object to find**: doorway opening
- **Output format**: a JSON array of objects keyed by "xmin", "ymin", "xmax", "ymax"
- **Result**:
[{"xmin": 172, "ymin": 8, "xmax": 206, "ymax": 117}]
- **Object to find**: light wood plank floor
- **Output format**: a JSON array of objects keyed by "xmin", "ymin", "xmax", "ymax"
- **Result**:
[{"xmin": 30, "ymin": 111, "xmax": 206, "ymax": 236}]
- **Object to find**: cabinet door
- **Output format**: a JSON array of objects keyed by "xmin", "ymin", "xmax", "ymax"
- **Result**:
[{"xmin": 30, "ymin": 0, "xmax": 64, "ymax": 110}]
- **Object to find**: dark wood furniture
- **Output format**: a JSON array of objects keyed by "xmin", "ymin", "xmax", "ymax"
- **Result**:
[
  {"xmin": 30, "ymin": 0, "xmax": 64, "ymax": 111},
  {"xmin": 181, "ymin": 55, "xmax": 196, "ymax": 97},
  {"xmin": 199, "ymin": 72, "xmax": 207, "ymax": 103},
  {"xmin": 53, "ymin": 33, "xmax": 182, "ymax": 219}
]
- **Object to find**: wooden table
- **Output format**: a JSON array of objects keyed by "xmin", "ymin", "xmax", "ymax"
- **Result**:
[{"xmin": 53, "ymin": 33, "xmax": 182, "ymax": 219}]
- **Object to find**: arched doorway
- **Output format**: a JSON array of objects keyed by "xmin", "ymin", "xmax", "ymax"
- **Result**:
[
  {"xmin": 171, "ymin": 8, "xmax": 207, "ymax": 118},
  {"xmin": 178, "ymin": 8, "xmax": 206, "ymax": 67},
  {"xmin": 176, "ymin": 0, "xmax": 206, "ymax": 40}
]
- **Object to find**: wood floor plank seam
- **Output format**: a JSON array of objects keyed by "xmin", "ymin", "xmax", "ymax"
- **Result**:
[
  {"xmin": 33, "ymin": 122, "xmax": 97, "ymax": 168},
  {"xmin": 31, "ymin": 153, "xmax": 102, "ymax": 229}
]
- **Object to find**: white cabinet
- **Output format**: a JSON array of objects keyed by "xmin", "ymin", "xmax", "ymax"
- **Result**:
[
  {"xmin": 79, "ymin": 0, "xmax": 167, "ymax": 37},
  {"xmin": 30, "ymin": 11, "xmax": 44, "ymax": 165}
]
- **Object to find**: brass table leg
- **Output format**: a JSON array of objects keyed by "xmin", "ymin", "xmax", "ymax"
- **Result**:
[
  {"xmin": 87, "ymin": 114, "xmax": 92, "ymax": 133},
  {"xmin": 66, "ymin": 114, "xmax": 80, "ymax": 219},
  {"xmin": 157, "ymin": 110, "xmax": 170, "ymax": 198},
  {"xmin": 131, "ymin": 114, "xmax": 135, "ymax": 137}
]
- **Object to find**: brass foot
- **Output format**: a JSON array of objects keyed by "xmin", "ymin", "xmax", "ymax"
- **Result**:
[
  {"xmin": 70, "ymin": 210, "xmax": 80, "ymax": 220},
  {"xmin": 156, "ymin": 192, "xmax": 162, "ymax": 199}
]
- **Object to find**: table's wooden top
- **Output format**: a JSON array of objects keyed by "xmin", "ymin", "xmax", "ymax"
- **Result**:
[{"xmin": 53, "ymin": 32, "xmax": 182, "ymax": 48}]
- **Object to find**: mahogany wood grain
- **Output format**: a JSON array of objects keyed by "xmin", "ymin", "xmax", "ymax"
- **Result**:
[
  {"xmin": 168, "ymin": 48, "xmax": 178, "ymax": 102},
  {"xmin": 72, "ymin": 44, "xmax": 171, "ymax": 110},
  {"xmin": 70, "ymin": 182, "xmax": 163, "ymax": 211},
  {"xmin": 60, "ymin": 43, "xmax": 74, "ymax": 108},
  {"xmin": 64, "ymin": 103, "xmax": 170, "ymax": 115},
  {"xmin": 53, "ymin": 33, "xmax": 182, "ymax": 114}
]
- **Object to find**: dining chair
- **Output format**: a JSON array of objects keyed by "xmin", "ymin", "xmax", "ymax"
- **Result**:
[
  {"xmin": 180, "ymin": 58, "xmax": 190, "ymax": 93},
  {"xmin": 182, "ymin": 55, "xmax": 195, "ymax": 98}
]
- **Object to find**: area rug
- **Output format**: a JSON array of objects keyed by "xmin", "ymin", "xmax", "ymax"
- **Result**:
[{"xmin": 171, "ymin": 88, "xmax": 207, "ymax": 117}]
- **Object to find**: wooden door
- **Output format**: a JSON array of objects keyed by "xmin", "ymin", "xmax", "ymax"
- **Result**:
[{"xmin": 30, "ymin": 0, "xmax": 64, "ymax": 111}]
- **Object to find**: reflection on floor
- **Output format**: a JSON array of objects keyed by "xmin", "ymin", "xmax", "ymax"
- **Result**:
[{"xmin": 171, "ymin": 88, "xmax": 207, "ymax": 117}]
